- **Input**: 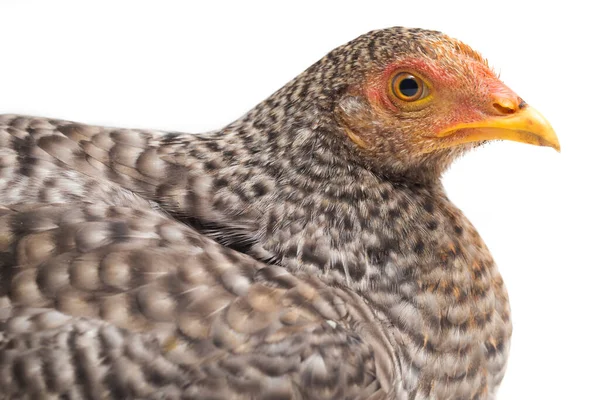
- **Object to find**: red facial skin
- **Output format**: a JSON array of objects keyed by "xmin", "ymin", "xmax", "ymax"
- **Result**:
[{"xmin": 364, "ymin": 56, "xmax": 522, "ymax": 140}]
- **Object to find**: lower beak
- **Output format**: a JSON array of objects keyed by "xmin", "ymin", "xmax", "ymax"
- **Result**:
[{"xmin": 436, "ymin": 105, "xmax": 560, "ymax": 152}]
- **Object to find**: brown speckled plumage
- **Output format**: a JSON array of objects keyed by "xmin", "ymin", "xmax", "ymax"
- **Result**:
[{"xmin": 0, "ymin": 27, "xmax": 520, "ymax": 399}]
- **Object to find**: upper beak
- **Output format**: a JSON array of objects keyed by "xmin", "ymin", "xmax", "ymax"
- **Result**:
[{"xmin": 436, "ymin": 104, "xmax": 560, "ymax": 152}]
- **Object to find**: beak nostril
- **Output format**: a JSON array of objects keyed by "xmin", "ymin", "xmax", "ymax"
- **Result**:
[{"xmin": 493, "ymin": 102, "xmax": 517, "ymax": 115}]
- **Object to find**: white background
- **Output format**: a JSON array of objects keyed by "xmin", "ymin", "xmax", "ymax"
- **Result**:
[{"xmin": 0, "ymin": 1, "xmax": 597, "ymax": 399}]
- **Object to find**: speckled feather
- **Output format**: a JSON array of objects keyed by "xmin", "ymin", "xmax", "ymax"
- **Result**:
[{"xmin": 0, "ymin": 27, "xmax": 511, "ymax": 399}]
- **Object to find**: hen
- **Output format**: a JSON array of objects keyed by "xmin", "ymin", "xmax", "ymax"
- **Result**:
[{"xmin": 0, "ymin": 27, "xmax": 558, "ymax": 399}]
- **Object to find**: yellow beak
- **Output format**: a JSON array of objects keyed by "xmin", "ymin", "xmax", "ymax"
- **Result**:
[{"xmin": 437, "ymin": 105, "xmax": 560, "ymax": 152}]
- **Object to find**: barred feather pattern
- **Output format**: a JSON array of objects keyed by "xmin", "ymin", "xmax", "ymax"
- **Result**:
[{"xmin": 0, "ymin": 27, "xmax": 511, "ymax": 400}]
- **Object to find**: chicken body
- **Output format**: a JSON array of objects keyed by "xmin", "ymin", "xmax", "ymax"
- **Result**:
[{"xmin": 0, "ymin": 27, "xmax": 556, "ymax": 399}]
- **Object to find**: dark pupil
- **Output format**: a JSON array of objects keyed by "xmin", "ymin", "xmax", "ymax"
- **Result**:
[{"xmin": 399, "ymin": 77, "xmax": 419, "ymax": 97}]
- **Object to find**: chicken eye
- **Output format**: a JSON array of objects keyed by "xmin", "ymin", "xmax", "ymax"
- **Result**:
[{"xmin": 390, "ymin": 72, "xmax": 428, "ymax": 102}]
